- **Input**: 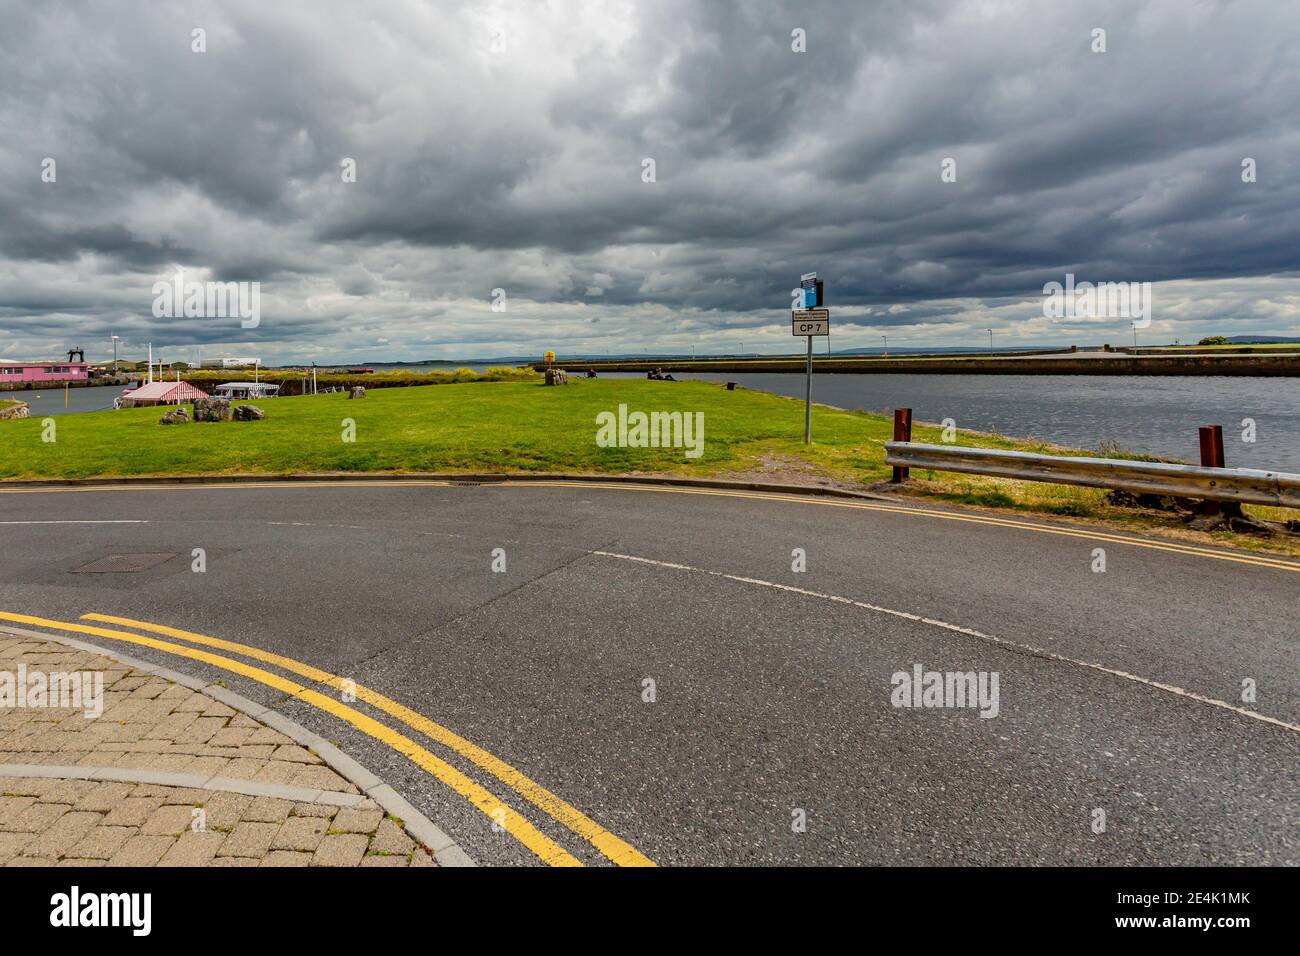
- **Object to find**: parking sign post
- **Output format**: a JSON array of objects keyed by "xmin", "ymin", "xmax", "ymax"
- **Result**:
[
  {"xmin": 794, "ymin": 273, "xmax": 828, "ymax": 444},
  {"xmin": 804, "ymin": 333, "xmax": 813, "ymax": 443}
]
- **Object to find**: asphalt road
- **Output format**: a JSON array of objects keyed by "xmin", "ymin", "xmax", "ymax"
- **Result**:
[{"xmin": 0, "ymin": 480, "xmax": 1296, "ymax": 866}]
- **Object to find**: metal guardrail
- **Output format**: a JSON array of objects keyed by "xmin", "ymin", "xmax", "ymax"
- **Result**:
[{"xmin": 884, "ymin": 442, "xmax": 1300, "ymax": 508}]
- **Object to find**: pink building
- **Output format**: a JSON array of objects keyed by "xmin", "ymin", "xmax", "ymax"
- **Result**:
[{"xmin": 0, "ymin": 362, "xmax": 90, "ymax": 385}]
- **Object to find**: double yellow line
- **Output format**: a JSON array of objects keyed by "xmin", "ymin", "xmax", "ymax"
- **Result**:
[{"xmin": 0, "ymin": 610, "xmax": 654, "ymax": 868}]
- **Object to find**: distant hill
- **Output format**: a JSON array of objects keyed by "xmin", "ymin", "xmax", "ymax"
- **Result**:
[{"xmin": 1224, "ymin": 335, "xmax": 1300, "ymax": 344}]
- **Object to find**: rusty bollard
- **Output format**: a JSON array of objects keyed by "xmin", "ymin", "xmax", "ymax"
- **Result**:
[
  {"xmin": 891, "ymin": 407, "xmax": 913, "ymax": 483},
  {"xmin": 1198, "ymin": 424, "xmax": 1225, "ymax": 468},
  {"xmin": 1194, "ymin": 424, "xmax": 1241, "ymax": 521}
]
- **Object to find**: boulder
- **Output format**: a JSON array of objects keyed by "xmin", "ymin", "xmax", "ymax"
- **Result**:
[
  {"xmin": 544, "ymin": 368, "xmax": 569, "ymax": 385},
  {"xmin": 349, "ymin": 386, "xmax": 366, "ymax": 399},
  {"xmin": 193, "ymin": 397, "xmax": 233, "ymax": 422},
  {"xmin": 233, "ymin": 404, "xmax": 265, "ymax": 421},
  {"xmin": 159, "ymin": 408, "xmax": 190, "ymax": 425}
]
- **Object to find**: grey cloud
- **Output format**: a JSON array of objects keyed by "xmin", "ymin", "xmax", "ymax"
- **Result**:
[{"xmin": 1, "ymin": 0, "xmax": 1298, "ymax": 363}]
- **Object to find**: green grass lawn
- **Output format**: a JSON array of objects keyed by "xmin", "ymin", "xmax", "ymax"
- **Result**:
[
  {"xmin": 0, "ymin": 377, "xmax": 1071, "ymax": 481},
  {"xmin": 3, "ymin": 376, "xmax": 1297, "ymax": 555}
]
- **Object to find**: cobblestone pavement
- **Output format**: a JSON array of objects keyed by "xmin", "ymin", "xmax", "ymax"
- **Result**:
[{"xmin": 0, "ymin": 635, "xmax": 436, "ymax": 866}]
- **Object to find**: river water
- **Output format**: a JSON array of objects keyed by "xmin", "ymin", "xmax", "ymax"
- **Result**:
[
  {"xmin": 7, "ymin": 384, "xmax": 123, "ymax": 417},
  {"xmin": 603, "ymin": 371, "xmax": 1300, "ymax": 473},
  {"xmin": 11, "ymin": 374, "xmax": 1298, "ymax": 473}
]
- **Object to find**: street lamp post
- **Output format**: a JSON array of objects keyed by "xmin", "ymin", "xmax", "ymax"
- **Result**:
[
  {"xmin": 111, "ymin": 335, "xmax": 119, "ymax": 373},
  {"xmin": 881, "ymin": 334, "xmax": 887, "ymax": 357},
  {"xmin": 1131, "ymin": 323, "xmax": 1138, "ymax": 348},
  {"xmin": 985, "ymin": 328, "xmax": 993, "ymax": 352}
]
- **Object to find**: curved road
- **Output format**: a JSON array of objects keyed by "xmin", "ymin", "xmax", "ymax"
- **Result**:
[{"xmin": 0, "ymin": 479, "xmax": 1296, "ymax": 866}]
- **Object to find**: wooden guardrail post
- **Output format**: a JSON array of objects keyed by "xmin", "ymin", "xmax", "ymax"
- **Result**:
[
  {"xmin": 1196, "ymin": 424, "xmax": 1236, "ymax": 518},
  {"xmin": 891, "ymin": 408, "xmax": 913, "ymax": 483},
  {"xmin": 1198, "ymin": 425, "xmax": 1225, "ymax": 468}
]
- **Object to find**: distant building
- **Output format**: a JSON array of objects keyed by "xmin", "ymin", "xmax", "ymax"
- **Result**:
[
  {"xmin": 0, "ymin": 361, "xmax": 90, "ymax": 385},
  {"xmin": 199, "ymin": 358, "xmax": 260, "ymax": 369}
]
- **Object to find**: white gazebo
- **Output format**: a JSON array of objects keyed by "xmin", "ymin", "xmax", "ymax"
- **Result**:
[{"xmin": 213, "ymin": 382, "xmax": 280, "ymax": 399}]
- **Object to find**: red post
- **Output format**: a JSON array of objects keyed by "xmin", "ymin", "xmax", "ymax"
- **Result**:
[
  {"xmin": 891, "ymin": 407, "xmax": 913, "ymax": 483},
  {"xmin": 1198, "ymin": 425, "xmax": 1225, "ymax": 468}
]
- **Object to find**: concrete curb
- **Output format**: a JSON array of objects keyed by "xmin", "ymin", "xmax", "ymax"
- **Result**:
[
  {"xmin": 0, "ymin": 623, "xmax": 476, "ymax": 867},
  {"xmin": 0, "ymin": 468, "xmax": 903, "ymax": 504}
]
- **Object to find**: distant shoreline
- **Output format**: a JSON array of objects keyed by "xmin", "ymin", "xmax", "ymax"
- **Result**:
[{"xmin": 543, "ymin": 351, "xmax": 1300, "ymax": 377}]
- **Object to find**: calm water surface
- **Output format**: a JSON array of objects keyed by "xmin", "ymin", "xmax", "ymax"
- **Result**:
[
  {"xmin": 8, "ymin": 384, "xmax": 121, "ymax": 417},
  {"xmin": 606, "ymin": 372, "xmax": 1300, "ymax": 472}
]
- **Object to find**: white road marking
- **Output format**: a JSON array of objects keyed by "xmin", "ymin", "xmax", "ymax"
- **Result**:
[
  {"xmin": 0, "ymin": 520, "xmax": 148, "ymax": 525},
  {"xmin": 591, "ymin": 550, "xmax": 1300, "ymax": 736},
  {"xmin": 267, "ymin": 521, "xmax": 369, "ymax": 530}
]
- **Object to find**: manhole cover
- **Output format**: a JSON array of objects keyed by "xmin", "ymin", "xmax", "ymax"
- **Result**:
[{"xmin": 72, "ymin": 553, "xmax": 178, "ymax": 574}]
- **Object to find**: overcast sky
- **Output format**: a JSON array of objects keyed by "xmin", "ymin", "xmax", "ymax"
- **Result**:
[{"xmin": 2, "ymin": 0, "xmax": 1298, "ymax": 365}]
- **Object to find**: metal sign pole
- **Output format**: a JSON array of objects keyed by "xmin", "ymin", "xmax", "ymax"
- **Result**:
[
  {"xmin": 804, "ymin": 334, "xmax": 813, "ymax": 443},
  {"xmin": 795, "ymin": 272, "xmax": 825, "ymax": 445}
]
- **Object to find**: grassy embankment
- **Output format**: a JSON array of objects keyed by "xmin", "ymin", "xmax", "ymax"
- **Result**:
[
  {"xmin": 2, "ymin": 374, "xmax": 1296, "ymax": 556},
  {"xmin": 180, "ymin": 365, "xmax": 535, "ymax": 395},
  {"xmin": 1158, "ymin": 343, "xmax": 1300, "ymax": 351}
]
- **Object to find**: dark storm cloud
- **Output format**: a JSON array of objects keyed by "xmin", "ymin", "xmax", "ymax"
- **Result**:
[{"xmin": 1, "ymin": 0, "xmax": 1298, "ymax": 363}]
